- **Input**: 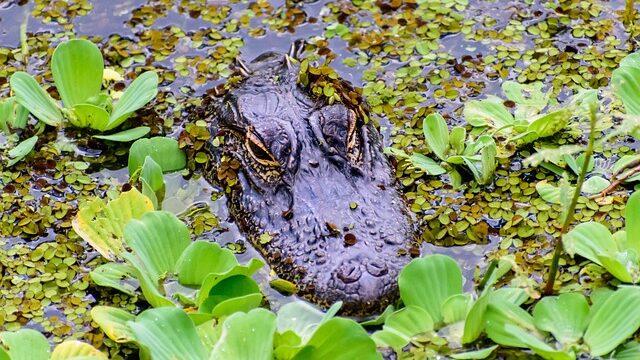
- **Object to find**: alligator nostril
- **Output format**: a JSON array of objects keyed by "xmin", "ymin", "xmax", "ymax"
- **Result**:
[
  {"xmin": 337, "ymin": 263, "xmax": 362, "ymax": 283},
  {"xmin": 366, "ymin": 260, "xmax": 388, "ymax": 277}
]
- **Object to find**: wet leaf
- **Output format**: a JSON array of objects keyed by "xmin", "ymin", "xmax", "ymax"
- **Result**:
[
  {"xmin": 51, "ymin": 340, "xmax": 107, "ymax": 360},
  {"xmin": 6, "ymin": 135, "xmax": 38, "ymax": 167},
  {"xmin": 532, "ymin": 293, "xmax": 589, "ymax": 345},
  {"xmin": 10, "ymin": 72, "xmax": 62, "ymax": 126},
  {"xmin": 0, "ymin": 329, "xmax": 50, "ymax": 360},
  {"xmin": 423, "ymin": 113, "xmax": 449, "ymax": 161},
  {"xmin": 584, "ymin": 287, "xmax": 640, "ymax": 357},
  {"xmin": 129, "ymin": 307, "xmax": 207, "ymax": 360},
  {"xmin": 128, "ymin": 137, "xmax": 186, "ymax": 175},
  {"xmin": 210, "ymin": 308, "xmax": 276, "ymax": 360},
  {"xmin": 52, "ymin": 39, "xmax": 103, "ymax": 107},
  {"xmin": 94, "ymin": 126, "xmax": 150, "ymax": 142},
  {"xmin": 399, "ymin": 255, "xmax": 463, "ymax": 326},
  {"xmin": 72, "ymin": 188, "xmax": 154, "ymax": 260},
  {"xmin": 108, "ymin": 71, "xmax": 158, "ymax": 129}
]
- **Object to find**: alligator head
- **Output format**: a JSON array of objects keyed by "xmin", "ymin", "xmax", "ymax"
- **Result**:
[{"xmin": 205, "ymin": 47, "xmax": 417, "ymax": 315}]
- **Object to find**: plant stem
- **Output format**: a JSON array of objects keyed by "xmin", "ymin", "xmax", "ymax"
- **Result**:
[{"xmin": 544, "ymin": 105, "xmax": 598, "ymax": 295}]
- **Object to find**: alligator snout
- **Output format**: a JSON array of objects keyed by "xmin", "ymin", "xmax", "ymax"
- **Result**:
[{"xmin": 326, "ymin": 253, "xmax": 402, "ymax": 314}]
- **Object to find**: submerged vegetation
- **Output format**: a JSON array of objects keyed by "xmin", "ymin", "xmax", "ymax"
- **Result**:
[{"xmin": 3, "ymin": 0, "xmax": 640, "ymax": 358}]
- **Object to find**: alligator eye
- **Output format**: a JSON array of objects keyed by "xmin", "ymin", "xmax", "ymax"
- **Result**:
[
  {"xmin": 346, "ymin": 110, "xmax": 362, "ymax": 163},
  {"xmin": 245, "ymin": 131, "xmax": 280, "ymax": 167}
]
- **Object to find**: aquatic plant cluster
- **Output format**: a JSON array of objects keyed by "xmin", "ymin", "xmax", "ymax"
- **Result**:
[{"xmin": 3, "ymin": 0, "xmax": 640, "ymax": 358}]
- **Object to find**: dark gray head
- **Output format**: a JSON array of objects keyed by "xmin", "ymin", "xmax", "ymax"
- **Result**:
[{"xmin": 206, "ymin": 49, "xmax": 416, "ymax": 315}]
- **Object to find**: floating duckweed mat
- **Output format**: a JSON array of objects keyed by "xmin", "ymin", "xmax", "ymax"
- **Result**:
[{"xmin": 1, "ymin": 0, "xmax": 640, "ymax": 358}]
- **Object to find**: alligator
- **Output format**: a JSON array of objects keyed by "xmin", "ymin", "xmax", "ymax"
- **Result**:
[{"xmin": 204, "ymin": 44, "xmax": 417, "ymax": 316}]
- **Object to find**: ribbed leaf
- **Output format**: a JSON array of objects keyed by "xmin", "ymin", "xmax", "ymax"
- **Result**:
[
  {"xmin": 484, "ymin": 298, "xmax": 543, "ymax": 348},
  {"xmin": 71, "ymin": 103, "xmax": 110, "ymax": 130},
  {"xmin": 10, "ymin": 72, "xmax": 62, "ymax": 126},
  {"xmin": 613, "ymin": 58, "xmax": 640, "ymax": 115},
  {"xmin": 176, "ymin": 241, "xmax": 238, "ymax": 286},
  {"xmin": 462, "ymin": 287, "xmax": 528, "ymax": 344},
  {"xmin": 527, "ymin": 108, "xmax": 571, "ymax": 138},
  {"xmin": 90, "ymin": 262, "xmax": 138, "ymax": 296},
  {"xmin": 108, "ymin": 71, "xmax": 158, "ymax": 129},
  {"xmin": 0, "ymin": 329, "xmax": 50, "ymax": 360},
  {"xmin": 93, "ymin": 126, "xmax": 150, "ymax": 142},
  {"xmin": 625, "ymin": 191, "xmax": 640, "ymax": 255},
  {"xmin": 199, "ymin": 275, "xmax": 262, "ymax": 316},
  {"xmin": 7, "ymin": 135, "xmax": 38, "ymax": 167},
  {"xmin": 423, "ymin": 113, "xmax": 449, "ymax": 161},
  {"xmin": 442, "ymin": 293, "xmax": 474, "ymax": 325},
  {"xmin": 408, "ymin": 153, "xmax": 447, "ymax": 175},
  {"xmin": 128, "ymin": 137, "xmax": 186, "ymax": 175},
  {"xmin": 563, "ymin": 222, "xmax": 615, "ymax": 265},
  {"xmin": 371, "ymin": 305, "xmax": 433, "ymax": 351},
  {"xmin": 72, "ymin": 188, "xmax": 154, "ymax": 260},
  {"xmin": 584, "ymin": 287, "xmax": 640, "ymax": 356},
  {"xmin": 398, "ymin": 254, "xmax": 463, "ymax": 325},
  {"xmin": 52, "ymin": 39, "xmax": 103, "ymax": 107},
  {"xmin": 210, "ymin": 309, "xmax": 276, "ymax": 360},
  {"xmin": 124, "ymin": 211, "xmax": 190, "ymax": 282},
  {"xmin": 292, "ymin": 318, "xmax": 381, "ymax": 360},
  {"xmin": 50, "ymin": 340, "xmax": 107, "ymax": 360},
  {"xmin": 90, "ymin": 306, "xmax": 136, "ymax": 344},
  {"xmin": 463, "ymin": 98, "xmax": 514, "ymax": 128},
  {"xmin": 450, "ymin": 345, "xmax": 498, "ymax": 359},
  {"xmin": 532, "ymin": 292, "xmax": 589, "ymax": 345},
  {"xmin": 129, "ymin": 307, "xmax": 207, "ymax": 360}
]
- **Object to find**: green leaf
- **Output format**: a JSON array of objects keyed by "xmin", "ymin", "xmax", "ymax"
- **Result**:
[
  {"xmin": 199, "ymin": 275, "xmax": 262, "ymax": 317},
  {"xmin": 408, "ymin": 153, "xmax": 447, "ymax": 175},
  {"xmin": 625, "ymin": 191, "xmax": 640, "ymax": 255},
  {"xmin": 210, "ymin": 308, "xmax": 276, "ymax": 360},
  {"xmin": 124, "ymin": 210, "xmax": 190, "ymax": 293},
  {"xmin": 10, "ymin": 72, "xmax": 63, "ymax": 126},
  {"xmin": 293, "ymin": 318, "xmax": 381, "ymax": 360},
  {"xmin": 176, "ymin": 241, "xmax": 238, "ymax": 286},
  {"xmin": 535, "ymin": 181, "xmax": 575, "ymax": 204},
  {"xmin": 449, "ymin": 126, "xmax": 466, "ymax": 154},
  {"xmin": 90, "ymin": 306, "xmax": 137, "ymax": 344},
  {"xmin": 128, "ymin": 137, "xmax": 186, "ymax": 176},
  {"xmin": 398, "ymin": 255, "xmax": 463, "ymax": 325},
  {"xmin": 527, "ymin": 108, "xmax": 571, "ymax": 139},
  {"xmin": 72, "ymin": 188, "xmax": 154, "ymax": 260},
  {"xmin": 462, "ymin": 287, "xmax": 528, "ymax": 344},
  {"xmin": 442, "ymin": 293, "xmax": 474, "ymax": 325},
  {"xmin": 563, "ymin": 222, "xmax": 616, "ymax": 265},
  {"xmin": 277, "ymin": 301, "xmax": 331, "ymax": 344},
  {"xmin": 0, "ymin": 329, "xmax": 50, "ymax": 360},
  {"xmin": 463, "ymin": 98, "xmax": 514, "ymax": 128},
  {"xmin": 614, "ymin": 341, "xmax": 640, "ymax": 360},
  {"xmin": 52, "ymin": 39, "xmax": 104, "ymax": 107},
  {"xmin": 423, "ymin": 113, "xmax": 449, "ymax": 161},
  {"xmin": 71, "ymin": 103, "xmax": 110, "ymax": 130},
  {"xmin": 141, "ymin": 156, "xmax": 164, "ymax": 195},
  {"xmin": 584, "ymin": 287, "xmax": 640, "ymax": 356},
  {"xmin": 90, "ymin": 262, "xmax": 138, "ymax": 296},
  {"xmin": 197, "ymin": 258, "xmax": 264, "ymax": 306},
  {"xmin": 532, "ymin": 292, "xmax": 589, "ymax": 345},
  {"xmin": 6, "ymin": 135, "xmax": 38, "ymax": 167},
  {"xmin": 50, "ymin": 340, "xmax": 107, "ymax": 360},
  {"xmin": 613, "ymin": 57, "xmax": 640, "ymax": 115},
  {"xmin": 371, "ymin": 305, "xmax": 433, "ymax": 351},
  {"xmin": 450, "ymin": 346, "xmax": 498, "ymax": 359},
  {"xmin": 108, "ymin": 71, "xmax": 158, "ymax": 129},
  {"xmin": 93, "ymin": 126, "xmax": 150, "ymax": 142},
  {"xmin": 581, "ymin": 176, "xmax": 610, "ymax": 194},
  {"xmin": 484, "ymin": 298, "xmax": 545, "ymax": 348},
  {"xmin": 128, "ymin": 307, "xmax": 207, "ymax": 360},
  {"xmin": 502, "ymin": 81, "xmax": 549, "ymax": 120}
]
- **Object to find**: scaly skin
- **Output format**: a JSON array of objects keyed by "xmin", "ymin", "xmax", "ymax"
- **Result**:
[{"xmin": 204, "ymin": 51, "xmax": 417, "ymax": 315}]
